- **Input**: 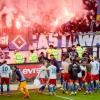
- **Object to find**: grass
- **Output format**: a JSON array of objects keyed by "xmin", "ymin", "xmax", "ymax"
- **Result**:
[{"xmin": 0, "ymin": 90, "xmax": 100, "ymax": 100}]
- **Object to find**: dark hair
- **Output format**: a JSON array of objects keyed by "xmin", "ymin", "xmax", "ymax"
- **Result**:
[
  {"xmin": 40, "ymin": 52, "xmax": 44, "ymax": 55},
  {"xmin": 50, "ymin": 54, "xmax": 54, "ymax": 56},
  {"xmin": 50, "ymin": 61, "xmax": 54, "ymax": 65},
  {"xmin": 30, "ymin": 50, "xmax": 34, "ymax": 53},
  {"xmin": 2, "ymin": 60, "xmax": 7, "ymax": 64},
  {"xmin": 14, "ymin": 66, "xmax": 18, "ymax": 68},
  {"xmin": 49, "ymin": 45, "xmax": 53, "ymax": 48},
  {"xmin": 77, "ymin": 44, "xmax": 80, "ymax": 46},
  {"xmin": 72, "ymin": 45, "xmax": 75, "ymax": 48}
]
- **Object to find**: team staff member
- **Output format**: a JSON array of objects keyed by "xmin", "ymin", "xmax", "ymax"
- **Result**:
[
  {"xmin": 14, "ymin": 50, "xmax": 24, "ymax": 64},
  {"xmin": 29, "ymin": 50, "xmax": 38, "ymax": 63},
  {"xmin": 46, "ymin": 45, "xmax": 55, "ymax": 59},
  {"xmin": 53, "ymin": 47, "xmax": 59, "ymax": 60},
  {"xmin": 0, "ymin": 60, "xmax": 12, "ymax": 96},
  {"xmin": 76, "ymin": 44, "xmax": 83, "ymax": 59},
  {"xmin": 68, "ymin": 58, "xmax": 81, "ymax": 95},
  {"xmin": 13, "ymin": 66, "xmax": 30, "ymax": 98}
]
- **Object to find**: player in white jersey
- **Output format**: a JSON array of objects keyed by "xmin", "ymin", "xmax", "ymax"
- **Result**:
[
  {"xmin": 78, "ymin": 61, "xmax": 86, "ymax": 90},
  {"xmin": 47, "ymin": 61, "xmax": 57, "ymax": 95},
  {"xmin": 38, "ymin": 61, "xmax": 48, "ymax": 93},
  {"xmin": 61, "ymin": 55, "xmax": 70, "ymax": 94},
  {"xmin": 91, "ymin": 56, "xmax": 99, "ymax": 91},
  {"xmin": 0, "ymin": 60, "xmax": 12, "ymax": 96}
]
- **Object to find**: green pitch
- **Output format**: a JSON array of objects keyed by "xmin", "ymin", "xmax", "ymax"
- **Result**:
[{"xmin": 0, "ymin": 91, "xmax": 100, "ymax": 100}]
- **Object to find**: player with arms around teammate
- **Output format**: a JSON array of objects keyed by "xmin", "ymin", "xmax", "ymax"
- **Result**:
[
  {"xmin": 61, "ymin": 55, "xmax": 70, "ymax": 94},
  {"xmin": 13, "ymin": 66, "xmax": 30, "ymax": 98},
  {"xmin": 91, "ymin": 56, "xmax": 100, "ymax": 92},
  {"xmin": 47, "ymin": 61, "xmax": 57, "ymax": 95},
  {"xmin": 38, "ymin": 61, "xmax": 48, "ymax": 93},
  {"xmin": 0, "ymin": 60, "xmax": 12, "ymax": 96},
  {"xmin": 83, "ymin": 59, "xmax": 92, "ymax": 94}
]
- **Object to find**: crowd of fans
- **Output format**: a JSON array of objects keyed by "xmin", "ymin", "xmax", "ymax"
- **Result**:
[{"xmin": 61, "ymin": 0, "xmax": 99, "ymax": 33}]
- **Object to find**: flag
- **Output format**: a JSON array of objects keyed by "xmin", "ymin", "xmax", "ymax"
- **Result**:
[
  {"xmin": 96, "ymin": 0, "xmax": 100, "ymax": 23},
  {"xmin": 9, "ymin": 35, "xmax": 28, "ymax": 50}
]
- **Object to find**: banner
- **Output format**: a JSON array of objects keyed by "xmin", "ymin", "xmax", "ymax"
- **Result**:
[
  {"xmin": 96, "ymin": 0, "xmax": 100, "ymax": 23},
  {"xmin": 0, "ymin": 34, "xmax": 8, "ymax": 48},
  {"xmin": 10, "ymin": 63, "xmax": 42, "ymax": 82},
  {"xmin": 1, "ymin": 32, "xmax": 100, "ymax": 50}
]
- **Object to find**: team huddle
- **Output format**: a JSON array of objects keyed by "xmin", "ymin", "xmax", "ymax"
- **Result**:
[
  {"xmin": 0, "ymin": 45, "xmax": 100, "ymax": 98},
  {"xmin": 37, "ymin": 55, "xmax": 100, "ymax": 96}
]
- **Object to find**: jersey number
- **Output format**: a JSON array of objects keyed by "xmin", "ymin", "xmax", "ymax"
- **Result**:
[
  {"xmin": 52, "ymin": 68, "xmax": 56, "ymax": 74},
  {"xmin": 2, "ymin": 67, "xmax": 8, "ymax": 72},
  {"xmin": 95, "ymin": 64, "xmax": 99, "ymax": 70}
]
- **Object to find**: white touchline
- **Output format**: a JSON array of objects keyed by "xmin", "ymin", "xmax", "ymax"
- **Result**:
[
  {"xmin": 56, "ymin": 95, "xmax": 74, "ymax": 100},
  {"xmin": 44, "ymin": 92, "xmax": 74, "ymax": 100}
]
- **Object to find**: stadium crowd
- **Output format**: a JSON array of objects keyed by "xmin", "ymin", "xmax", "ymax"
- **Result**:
[{"xmin": 61, "ymin": 0, "xmax": 99, "ymax": 33}]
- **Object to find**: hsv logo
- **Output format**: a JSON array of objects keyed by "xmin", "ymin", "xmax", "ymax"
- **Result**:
[
  {"xmin": 17, "ymin": 64, "xmax": 42, "ymax": 79},
  {"xmin": 12, "ymin": 35, "xmax": 26, "ymax": 49}
]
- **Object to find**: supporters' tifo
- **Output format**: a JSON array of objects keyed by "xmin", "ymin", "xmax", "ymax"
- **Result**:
[{"xmin": 0, "ymin": 0, "xmax": 100, "ymax": 100}]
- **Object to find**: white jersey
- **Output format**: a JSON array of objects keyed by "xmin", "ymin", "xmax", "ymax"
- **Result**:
[
  {"xmin": 61, "ymin": 61, "xmax": 69, "ymax": 73},
  {"xmin": 0, "ymin": 64, "xmax": 12, "ymax": 78},
  {"xmin": 91, "ymin": 61, "xmax": 99, "ymax": 75},
  {"xmin": 78, "ymin": 65, "xmax": 86, "ymax": 78},
  {"xmin": 39, "ymin": 65, "xmax": 48, "ymax": 78},
  {"xmin": 48, "ymin": 65, "xmax": 57, "ymax": 79}
]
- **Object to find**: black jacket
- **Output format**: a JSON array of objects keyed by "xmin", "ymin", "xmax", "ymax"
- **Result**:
[{"xmin": 68, "ymin": 63, "xmax": 81, "ymax": 80}]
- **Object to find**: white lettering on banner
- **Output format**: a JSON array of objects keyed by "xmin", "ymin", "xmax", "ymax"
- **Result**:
[
  {"xmin": 48, "ymin": 33, "xmax": 58, "ymax": 47},
  {"xmin": 32, "ymin": 35, "xmax": 38, "ymax": 49},
  {"xmin": 93, "ymin": 47, "xmax": 97, "ymax": 57},
  {"xmin": 38, "ymin": 34, "xmax": 48, "ymax": 48},
  {"xmin": 68, "ymin": 35, "xmax": 72, "ymax": 47},
  {"xmin": 32, "ymin": 34, "xmax": 100, "ymax": 48},
  {"xmin": 78, "ymin": 35, "xmax": 93, "ymax": 46},
  {"xmin": 62, "ymin": 35, "xmax": 66, "ymax": 47},
  {"xmin": 93, "ymin": 35, "xmax": 100, "ymax": 46},
  {"xmin": 22, "ymin": 68, "xmax": 40, "ymax": 75},
  {"xmin": 0, "ymin": 35, "xmax": 8, "ymax": 45},
  {"xmin": 77, "ymin": 35, "xmax": 100, "ymax": 46}
]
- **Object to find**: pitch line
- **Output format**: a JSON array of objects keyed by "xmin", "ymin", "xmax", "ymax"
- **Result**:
[
  {"xmin": 44, "ymin": 92, "xmax": 74, "ymax": 100},
  {"xmin": 56, "ymin": 95, "xmax": 74, "ymax": 100}
]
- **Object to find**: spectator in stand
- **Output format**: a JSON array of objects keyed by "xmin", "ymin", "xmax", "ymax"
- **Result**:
[
  {"xmin": 38, "ymin": 52, "xmax": 48, "ymax": 63},
  {"xmin": 82, "ymin": 48, "xmax": 90, "ymax": 59},
  {"xmin": 69, "ymin": 45, "xmax": 78, "ymax": 59}
]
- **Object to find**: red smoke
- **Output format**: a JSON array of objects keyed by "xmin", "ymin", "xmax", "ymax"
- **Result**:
[{"xmin": 0, "ymin": 0, "xmax": 88, "ymax": 32}]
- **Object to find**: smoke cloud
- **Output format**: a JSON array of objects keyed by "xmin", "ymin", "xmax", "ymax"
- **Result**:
[{"xmin": 0, "ymin": 0, "xmax": 88, "ymax": 32}]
